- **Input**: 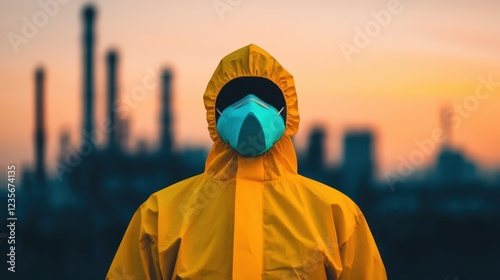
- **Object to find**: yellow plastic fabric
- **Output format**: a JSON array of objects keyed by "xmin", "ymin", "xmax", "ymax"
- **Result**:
[{"xmin": 106, "ymin": 44, "xmax": 387, "ymax": 280}]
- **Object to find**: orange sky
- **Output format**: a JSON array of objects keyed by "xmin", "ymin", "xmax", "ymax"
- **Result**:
[{"xmin": 1, "ymin": 0, "xmax": 500, "ymax": 180}]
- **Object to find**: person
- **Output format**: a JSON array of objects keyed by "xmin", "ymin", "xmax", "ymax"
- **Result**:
[{"xmin": 106, "ymin": 44, "xmax": 387, "ymax": 279}]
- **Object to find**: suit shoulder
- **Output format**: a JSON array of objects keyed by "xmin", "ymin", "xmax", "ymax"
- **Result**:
[
  {"xmin": 142, "ymin": 173, "xmax": 206, "ymax": 211},
  {"xmin": 296, "ymin": 175, "xmax": 361, "ymax": 213}
]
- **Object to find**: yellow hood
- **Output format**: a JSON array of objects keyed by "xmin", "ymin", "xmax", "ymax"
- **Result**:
[{"xmin": 203, "ymin": 44, "xmax": 300, "ymax": 181}]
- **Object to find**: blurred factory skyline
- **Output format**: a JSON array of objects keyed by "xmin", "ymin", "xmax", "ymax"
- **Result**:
[{"xmin": 1, "ymin": 0, "xmax": 500, "ymax": 179}]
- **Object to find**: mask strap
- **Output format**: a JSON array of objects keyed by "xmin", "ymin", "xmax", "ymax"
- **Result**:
[
  {"xmin": 216, "ymin": 108, "xmax": 223, "ymax": 116},
  {"xmin": 277, "ymin": 106, "xmax": 284, "ymax": 115}
]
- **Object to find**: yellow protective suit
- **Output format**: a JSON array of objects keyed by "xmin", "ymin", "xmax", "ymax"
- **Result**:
[{"xmin": 106, "ymin": 44, "xmax": 386, "ymax": 280}]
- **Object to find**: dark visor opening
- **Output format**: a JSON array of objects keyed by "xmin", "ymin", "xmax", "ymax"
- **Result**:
[{"xmin": 215, "ymin": 77, "xmax": 287, "ymax": 123}]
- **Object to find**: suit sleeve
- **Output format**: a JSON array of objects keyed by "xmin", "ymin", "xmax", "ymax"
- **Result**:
[
  {"xmin": 338, "ymin": 214, "xmax": 387, "ymax": 280},
  {"xmin": 106, "ymin": 205, "xmax": 163, "ymax": 280}
]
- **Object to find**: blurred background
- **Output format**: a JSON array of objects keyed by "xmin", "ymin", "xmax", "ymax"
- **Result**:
[{"xmin": 1, "ymin": 0, "xmax": 499, "ymax": 279}]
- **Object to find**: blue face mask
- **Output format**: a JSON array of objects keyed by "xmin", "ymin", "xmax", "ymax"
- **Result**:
[{"xmin": 216, "ymin": 94, "xmax": 285, "ymax": 157}]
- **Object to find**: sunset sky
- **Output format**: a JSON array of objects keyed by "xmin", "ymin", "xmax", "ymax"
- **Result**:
[{"xmin": 1, "ymin": 0, "xmax": 499, "ymax": 181}]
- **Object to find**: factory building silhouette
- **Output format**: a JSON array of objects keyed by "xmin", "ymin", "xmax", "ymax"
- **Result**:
[{"xmin": 4, "ymin": 3, "xmax": 500, "ymax": 280}]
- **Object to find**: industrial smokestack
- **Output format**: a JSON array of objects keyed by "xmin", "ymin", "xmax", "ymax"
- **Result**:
[
  {"xmin": 82, "ymin": 4, "xmax": 96, "ymax": 142},
  {"xmin": 106, "ymin": 49, "xmax": 118, "ymax": 152},
  {"xmin": 34, "ymin": 67, "xmax": 46, "ymax": 183},
  {"xmin": 160, "ymin": 70, "xmax": 173, "ymax": 156}
]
